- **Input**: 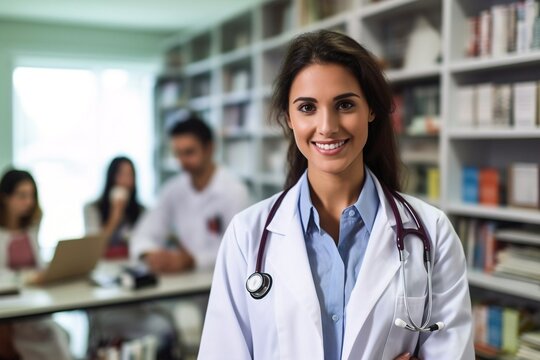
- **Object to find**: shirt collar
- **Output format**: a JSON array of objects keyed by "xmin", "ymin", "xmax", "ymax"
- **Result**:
[{"xmin": 297, "ymin": 168, "xmax": 379, "ymax": 235}]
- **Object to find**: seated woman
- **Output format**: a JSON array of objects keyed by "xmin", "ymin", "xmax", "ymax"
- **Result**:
[
  {"xmin": 84, "ymin": 156, "xmax": 144, "ymax": 258},
  {"xmin": 0, "ymin": 168, "xmax": 71, "ymax": 360},
  {"xmin": 84, "ymin": 157, "xmax": 178, "ymax": 358}
]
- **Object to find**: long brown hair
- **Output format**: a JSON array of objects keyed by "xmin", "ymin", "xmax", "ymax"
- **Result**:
[
  {"xmin": 270, "ymin": 30, "xmax": 402, "ymax": 191},
  {"xmin": 0, "ymin": 169, "xmax": 42, "ymax": 229}
]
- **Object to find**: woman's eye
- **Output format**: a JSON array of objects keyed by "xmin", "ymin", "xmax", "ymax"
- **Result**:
[
  {"xmin": 337, "ymin": 101, "xmax": 354, "ymax": 111},
  {"xmin": 298, "ymin": 103, "xmax": 315, "ymax": 113}
]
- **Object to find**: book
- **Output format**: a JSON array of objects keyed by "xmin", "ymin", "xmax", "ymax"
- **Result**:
[
  {"xmin": 516, "ymin": 2, "xmax": 528, "ymax": 52},
  {"xmin": 488, "ymin": 306, "xmax": 503, "ymax": 349},
  {"xmin": 466, "ymin": 219, "xmax": 478, "ymax": 269},
  {"xmin": 427, "ymin": 167, "xmax": 440, "ymax": 201},
  {"xmin": 474, "ymin": 304, "xmax": 489, "ymax": 345},
  {"xmin": 508, "ymin": 163, "xmax": 539, "ymax": 209},
  {"xmin": 507, "ymin": 3, "xmax": 518, "ymax": 53},
  {"xmin": 491, "ymin": 5, "xmax": 509, "ymax": 58},
  {"xmin": 492, "ymin": 84, "xmax": 512, "ymax": 127},
  {"xmin": 502, "ymin": 307, "xmax": 520, "ymax": 354},
  {"xmin": 479, "ymin": 10, "xmax": 492, "ymax": 57},
  {"xmin": 463, "ymin": 167, "xmax": 479, "ymax": 203},
  {"xmin": 466, "ymin": 16, "xmax": 480, "ymax": 57},
  {"xmin": 456, "ymin": 86, "xmax": 476, "ymax": 127},
  {"xmin": 479, "ymin": 168, "xmax": 500, "ymax": 206},
  {"xmin": 513, "ymin": 81, "xmax": 537, "ymax": 128},
  {"xmin": 483, "ymin": 221, "xmax": 497, "ymax": 273},
  {"xmin": 476, "ymin": 83, "xmax": 494, "ymax": 127}
]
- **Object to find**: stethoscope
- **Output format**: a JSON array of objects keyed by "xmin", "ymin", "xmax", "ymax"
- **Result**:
[{"xmin": 245, "ymin": 180, "xmax": 445, "ymax": 334}]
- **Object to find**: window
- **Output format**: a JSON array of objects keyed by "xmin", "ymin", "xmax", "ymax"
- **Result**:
[{"xmin": 12, "ymin": 61, "xmax": 156, "ymax": 257}]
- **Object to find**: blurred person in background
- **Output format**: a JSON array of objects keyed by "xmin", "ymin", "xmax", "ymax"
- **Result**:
[
  {"xmin": 83, "ymin": 158, "xmax": 178, "ymax": 358},
  {"xmin": 0, "ymin": 169, "xmax": 71, "ymax": 360},
  {"xmin": 84, "ymin": 156, "xmax": 144, "ymax": 259},
  {"xmin": 131, "ymin": 112, "xmax": 250, "ymax": 273}
]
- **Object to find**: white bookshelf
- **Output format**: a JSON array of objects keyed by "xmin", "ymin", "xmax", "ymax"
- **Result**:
[
  {"xmin": 155, "ymin": 1, "xmax": 540, "ymax": 331},
  {"xmin": 384, "ymin": 65, "xmax": 441, "ymax": 83},
  {"xmin": 495, "ymin": 229, "xmax": 540, "ymax": 247},
  {"xmin": 447, "ymin": 203, "xmax": 540, "ymax": 225},
  {"xmin": 448, "ymin": 128, "xmax": 540, "ymax": 139},
  {"xmin": 468, "ymin": 270, "xmax": 540, "ymax": 302}
]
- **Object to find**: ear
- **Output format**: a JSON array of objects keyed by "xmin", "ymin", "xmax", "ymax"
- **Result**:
[
  {"xmin": 286, "ymin": 112, "xmax": 293, "ymax": 129},
  {"xmin": 368, "ymin": 111, "xmax": 375, "ymax": 123}
]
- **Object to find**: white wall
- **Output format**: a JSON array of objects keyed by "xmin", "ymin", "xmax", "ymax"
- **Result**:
[{"xmin": 0, "ymin": 19, "xmax": 170, "ymax": 171}]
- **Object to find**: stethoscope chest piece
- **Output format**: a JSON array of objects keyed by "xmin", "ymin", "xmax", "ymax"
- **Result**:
[{"xmin": 246, "ymin": 272, "xmax": 272, "ymax": 299}]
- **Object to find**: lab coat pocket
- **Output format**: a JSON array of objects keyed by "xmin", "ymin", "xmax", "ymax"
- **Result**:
[{"xmin": 381, "ymin": 295, "xmax": 426, "ymax": 360}]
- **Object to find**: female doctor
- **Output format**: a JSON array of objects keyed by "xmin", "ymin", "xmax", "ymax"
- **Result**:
[{"xmin": 199, "ymin": 30, "xmax": 474, "ymax": 360}]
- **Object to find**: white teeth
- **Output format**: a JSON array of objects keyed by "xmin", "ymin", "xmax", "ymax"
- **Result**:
[{"xmin": 315, "ymin": 140, "xmax": 346, "ymax": 150}]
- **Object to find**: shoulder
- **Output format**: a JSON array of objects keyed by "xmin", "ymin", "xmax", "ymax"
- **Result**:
[
  {"xmin": 399, "ymin": 193, "xmax": 458, "ymax": 248},
  {"xmin": 216, "ymin": 166, "xmax": 249, "ymax": 192},
  {"xmin": 160, "ymin": 173, "xmax": 188, "ymax": 195}
]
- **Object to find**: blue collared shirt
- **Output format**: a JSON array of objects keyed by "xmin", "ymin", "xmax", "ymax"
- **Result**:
[{"xmin": 298, "ymin": 169, "xmax": 379, "ymax": 360}]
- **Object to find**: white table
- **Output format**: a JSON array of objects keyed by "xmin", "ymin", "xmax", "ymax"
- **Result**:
[{"xmin": 0, "ymin": 264, "xmax": 213, "ymax": 320}]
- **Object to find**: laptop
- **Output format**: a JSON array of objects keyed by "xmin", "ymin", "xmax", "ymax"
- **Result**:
[{"xmin": 31, "ymin": 235, "xmax": 107, "ymax": 285}]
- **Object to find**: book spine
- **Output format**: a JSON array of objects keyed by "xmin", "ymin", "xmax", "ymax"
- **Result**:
[{"xmin": 488, "ymin": 306, "xmax": 503, "ymax": 349}]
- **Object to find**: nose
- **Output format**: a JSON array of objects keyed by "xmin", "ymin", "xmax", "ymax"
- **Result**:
[{"xmin": 317, "ymin": 108, "xmax": 339, "ymax": 136}]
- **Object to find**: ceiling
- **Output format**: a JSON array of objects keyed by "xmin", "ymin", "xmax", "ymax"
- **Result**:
[{"xmin": 0, "ymin": 0, "xmax": 265, "ymax": 35}]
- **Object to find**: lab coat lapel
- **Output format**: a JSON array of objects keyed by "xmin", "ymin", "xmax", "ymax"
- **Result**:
[
  {"xmin": 266, "ymin": 182, "xmax": 324, "ymax": 351},
  {"xmin": 342, "ymin": 173, "xmax": 413, "ymax": 359}
]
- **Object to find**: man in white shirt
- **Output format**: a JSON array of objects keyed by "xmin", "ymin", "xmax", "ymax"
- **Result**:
[{"xmin": 131, "ymin": 113, "xmax": 250, "ymax": 272}]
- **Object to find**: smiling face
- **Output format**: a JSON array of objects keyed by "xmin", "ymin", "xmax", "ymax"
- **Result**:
[{"xmin": 287, "ymin": 63, "xmax": 373, "ymax": 179}]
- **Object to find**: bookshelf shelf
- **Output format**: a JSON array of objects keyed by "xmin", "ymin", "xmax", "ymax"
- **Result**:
[
  {"xmin": 384, "ymin": 65, "xmax": 441, "ymax": 83},
  {"xmin": 183, "ymin": 58, "xmax": 216, "ymax": 77},
  {"xmin": 222, "ymin": 90, "xmax": 253, "ymax": 105},
  {"xmin": 468, "ymin": 270, "xmax": 540, "ymax": 302},
  {"xmin": 495, "ymin": 229, "xmax": 540, "ymax": 247},
  {"xmin": 449, "ymin": 51, "xmax": 540, "ymax": 74},
  {"xmin": 447, "ymin": 203, "xmax": 540, "ymax": 225},
  {"xmin": 401, "ymin": 151, "xmax": 439, "ymax": 164},
  {"xmin": 359, "ymin": 0, "xmax": 439, "ymax": 20},
  {"xmin": 447, "ymin": 128, "xmax": 540, "ymax": 139},
  {"xmin": 188, "ymin": 96, "xmax": 213, "ymax": 110},
  {"xmin": 299, "ymin": 11, "xmax": 350, "ymax": 34},
  {"xmin": 220, "ymin": 46, "xmax": 254, "ymax": 66}
]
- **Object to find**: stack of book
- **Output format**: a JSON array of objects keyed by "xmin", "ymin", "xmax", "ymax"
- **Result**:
[
  {"xmin": 494, "ymin": 246, "xmax": 540, "ymax": 283},
  {"xmin": 456, "ymin": 81, "xmax": 540, "ymax": 129},
  {"xmin": 392, "ymin": 84, "xmax": 440, "ymax": 135},
  {"xmin": 517, "ymin": 332, "xmax": 540, "ymax": 359},
  {"xmin": 462, "ymin": 167, "xmax": 502, "ymax": 206},
  {"xmin": 458, "ymin": 219, "xmax": 498, "ymax": 272},
  {"xmin": 473, "ymin": 304, "xmax": 534, "ymax": 357},
  {"xmin": 465, "ymin": 0, "xmax": 540, "ymax": 58}
]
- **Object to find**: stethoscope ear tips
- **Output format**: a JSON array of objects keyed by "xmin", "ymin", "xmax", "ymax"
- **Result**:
[{"xmin": 246, "ymin": 272, "xmax": 272, "ymax": 299}]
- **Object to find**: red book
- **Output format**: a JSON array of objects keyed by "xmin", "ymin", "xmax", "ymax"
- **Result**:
[{"xmin": 479, "ymin": 168, "xmax": 500, "ymax": 206}]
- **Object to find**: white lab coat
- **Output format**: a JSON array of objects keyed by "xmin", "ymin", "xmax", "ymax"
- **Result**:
[
  {"xmin": 199, "ymin": 170, "xmax": 474, "ymax": 360},
  {"xmin": 130, "ymin": 165, "xmax": 250, "ymax": 268}
]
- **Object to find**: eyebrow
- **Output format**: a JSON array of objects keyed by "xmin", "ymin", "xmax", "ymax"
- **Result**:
[{"xmin": 292, "ymin": 92, "xmax": 361, "ymax": 104}]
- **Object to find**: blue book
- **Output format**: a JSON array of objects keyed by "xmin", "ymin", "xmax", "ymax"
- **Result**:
[
  {"xmin": 488, "ymin": 306, "xmax": 503, "ymax": 349},
  {"xmin": 462, "ymin": 167, "xmax": 479, "ymax": 203}
]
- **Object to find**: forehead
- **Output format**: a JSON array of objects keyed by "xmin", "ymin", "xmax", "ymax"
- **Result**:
[
  {"xmin": 171, "ymin": 133, "xmax": 203, "ymax": 148},
  {"xmin": 289, "ymin": 63, "xmax": 362, "ymax": 99},
  {"xmin": 13, "ymin": 180, "xmax": 34, "ymax": 194}
]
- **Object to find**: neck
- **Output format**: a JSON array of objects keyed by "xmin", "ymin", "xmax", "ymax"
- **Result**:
[
  {"xmin": 307, "ymin": 166, "xmax": 365, "ymax": 215},
  {"xmin": 191, "ymin": 162, "xmax": 216, "ymax": 191}
]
